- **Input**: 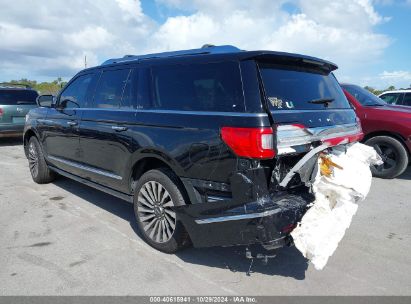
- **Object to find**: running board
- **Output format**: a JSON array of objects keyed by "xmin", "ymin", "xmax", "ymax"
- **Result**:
[{"xmin": 49, "ymin": 166, "xmax": 133, "ymax": 203}]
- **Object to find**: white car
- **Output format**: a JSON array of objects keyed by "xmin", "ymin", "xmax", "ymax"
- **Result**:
[{"xmin": 379, "ymin": 89, "xmax": 411, "ymax": 106}]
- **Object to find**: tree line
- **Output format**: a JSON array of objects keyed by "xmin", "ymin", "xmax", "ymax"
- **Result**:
[
  {"xmin": 6, "ymin": 78, "xmax": 68, "ymax": 95},
  {"xmin": 364, "ymin": 85, "xmax": 411, "ymax": 96}
]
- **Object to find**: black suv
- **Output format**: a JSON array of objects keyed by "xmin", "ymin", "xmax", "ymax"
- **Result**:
[{"xmin": 24, "ymin": 45, "xmax": 361, "ymax": 253}]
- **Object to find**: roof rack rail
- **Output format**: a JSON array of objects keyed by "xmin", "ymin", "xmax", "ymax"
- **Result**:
[
  {"xmin": 0, "ymin": 82, "xmax": 32, "ymax": 89},
  {"xmin": 101, "ymin": 45, "xmax": 242, "ymax": 66}
]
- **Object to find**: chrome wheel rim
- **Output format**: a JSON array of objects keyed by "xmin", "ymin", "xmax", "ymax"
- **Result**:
[
  {"xmin": 137, "ymin": 181, "xmax": 176, "ymax": 243},
  {"xmin": 28, "ymin": 142, "xmax": 39, "ymax": 178}
]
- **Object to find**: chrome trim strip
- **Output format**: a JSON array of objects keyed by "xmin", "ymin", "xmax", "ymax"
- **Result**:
[
  {"xmin": 48, "ymin": 156, "xmax": 123, "ymax": 180},
  {"xmin": 136, "ymin": 109, "xmax": 268, "ymax": 117},
  {"xmin": 195, "ymin": 208, "xmax": 281, "ymax": 224},
  {"xmin": 207, "ymin": 195, "xmax": 230, "ymax": 202}
]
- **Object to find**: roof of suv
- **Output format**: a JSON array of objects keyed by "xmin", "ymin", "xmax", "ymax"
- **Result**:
[
  {"xmin": 0, "ymin": 83, "xmax": 35, "ymax": 91},
  {"xmin": 100, "ymin": 45, "xmax": 338, "ymax": 72},
  {"xmin": 379, "ymin": 89, "xmax": 411, "ymax": 95}
]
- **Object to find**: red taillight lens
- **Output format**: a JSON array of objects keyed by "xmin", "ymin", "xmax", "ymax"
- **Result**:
[
  {"xmin": 0, "ymin": 108, "xmax": 3, "ymax": 118},
  {"xmin": 221, "ymin": 127, "xmax": 275, "ymax": 159}
]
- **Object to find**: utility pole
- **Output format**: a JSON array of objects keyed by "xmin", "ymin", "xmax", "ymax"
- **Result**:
[{"xmin": 84, "ymin": 55, "xmax": 87, "ymax": 68}]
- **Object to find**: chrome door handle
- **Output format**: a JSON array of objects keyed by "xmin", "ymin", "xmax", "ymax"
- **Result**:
[
  {"xmin": 67, "ymin": 121, "xmax": 77, "ymax": 126},
  {"xmin": 112, "ymin": 126, "xmax": 128, "ymax": 132}
]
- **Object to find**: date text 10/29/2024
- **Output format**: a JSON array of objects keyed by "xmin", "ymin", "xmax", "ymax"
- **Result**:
[{"xmin": 149, "ymin": 297, "xmax": 257, "ymax": 303}]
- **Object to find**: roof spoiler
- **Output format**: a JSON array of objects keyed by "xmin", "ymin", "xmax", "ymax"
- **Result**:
[{"xmin": 101, "ymin": 45, "xmax": 243, "ymax": 66}]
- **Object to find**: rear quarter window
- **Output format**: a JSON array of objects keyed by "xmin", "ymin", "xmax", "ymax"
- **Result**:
[
  {"xmin": 150, "ymin": 61, "xmax": 245, "ymax": 112},
  {"xmin": 0, "ymin": 90, "xmax": 38, "ymax": 105},
  {"xmin": 259, "ymin": 63, "xmax": 350, "ymax": 110}
]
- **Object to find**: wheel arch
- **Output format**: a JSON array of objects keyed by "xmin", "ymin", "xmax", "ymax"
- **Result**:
[
  {"xmin": 363, "ymin": 130, "xmax": 410, "ymax": 156},
  {"xmin": 23, "ymin": 128, "xmax": 39, "ymax": 157},
  {"xmin": 128, "ymin": 153, "xmax": 191, "ymax": 205}
]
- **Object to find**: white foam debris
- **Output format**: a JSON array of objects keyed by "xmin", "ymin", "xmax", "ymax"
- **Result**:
[{"xmin": 291, "ymin": 143, "xmax": 383, "ymax": 270}]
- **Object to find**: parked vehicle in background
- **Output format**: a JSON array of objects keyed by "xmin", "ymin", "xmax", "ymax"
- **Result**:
[
  {"xmin": 342, "ymin": 84, "xmax": 411, "ymax": 178},
  {"xmin": 0, "ymin": 83, "xmax": 38, "ymax": 138},
  {"xmin": 24, "ymin": 45, "xmax": 362, "ymax": 253},
  {"xmin": 379, "ymin": 89, "xmax": 411, "ymax": 106}
]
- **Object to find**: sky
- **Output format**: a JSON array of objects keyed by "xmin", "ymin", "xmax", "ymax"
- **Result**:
[{"xmin": 0, "ymin": 0, "xmax": 410, "ymax": 89}]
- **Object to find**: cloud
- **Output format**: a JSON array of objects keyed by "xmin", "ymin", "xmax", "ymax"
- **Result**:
[
  {"xmin": 379, "ymin": 70, "xmax": 411, "ymax": 88},
  {"xmin": 0, "ymin": 0, "xmax": 395, "ymax": 85},
  {"xmin": 0, "ymin": 0, "xmax": 154, "ymax": 79}
]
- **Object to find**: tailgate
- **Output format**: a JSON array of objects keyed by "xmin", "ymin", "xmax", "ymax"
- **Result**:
[{"xmin": 257, "ymin": 61, "xmax": 362, "ymax": 154}]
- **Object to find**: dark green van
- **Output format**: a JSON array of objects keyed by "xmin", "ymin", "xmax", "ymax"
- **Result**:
[{"xmin": 0, "ymin": 84, "xmax": 38, "ymax": 138}]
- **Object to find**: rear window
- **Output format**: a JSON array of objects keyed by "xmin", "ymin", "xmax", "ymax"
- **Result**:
[
  {"xmin": 0, "ymin": 90, "xmax": 38, "ymax": 105},
  {"xmin": 259, "ymin": 63, "xmax": 350, "ymax": 110},
  {"xmin": 151, "ymin": 61, "xmax": 245, "ymax": 112}
]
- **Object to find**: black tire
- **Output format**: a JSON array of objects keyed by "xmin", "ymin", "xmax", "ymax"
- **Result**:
[
  {"xmin": 133, "ymin": 168, "xmax": 190, "ymax": 253},
  {"xmin": 27, "ymin": 136, "xmax": 56, "ymax": 184},
  {"xmin": 365, "ymin": 136, "xmax": 409, "ymax": 179}
]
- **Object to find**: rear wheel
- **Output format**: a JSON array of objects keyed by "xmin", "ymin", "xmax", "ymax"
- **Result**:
[
  {"xmin": 133, "ymin": 168, "xmax": 190, "ymax": 253},
  {"xmin": 365, "ymin": 136, "xmax": 408, "ymax": 179},
  {"xmin": 28, "ymin": 137, "xmax": 55, "ymax": 184}
]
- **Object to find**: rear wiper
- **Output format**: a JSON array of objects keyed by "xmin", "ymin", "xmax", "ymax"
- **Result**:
[{"xmin": 307, "ymin": 98, "xmax": 335, "ymax": 105}]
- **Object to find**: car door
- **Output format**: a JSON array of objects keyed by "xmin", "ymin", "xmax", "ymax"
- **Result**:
[
  {"xmin": 43, "ymin": 73, "xmax": 98, "ymax": 175},
  {"xmin": 78, "ymin": 67, "xmax": 138, "ymax": 192}
]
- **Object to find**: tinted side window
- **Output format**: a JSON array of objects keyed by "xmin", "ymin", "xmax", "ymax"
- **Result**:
[
  {"xmin": 93, "ymin": 69, "xmax": 130, "ymax": 109},
  {"xmin": 402, "ymin": 93, "xmax": 411, "ymax": 106},
  {"xmin": 59, "ymin": 74, "xmax": 95, "ymax": 108},
  {"xmin": 380, "ymin": 93, "xmax": 402, "ymax": 105},
  {"xmin": 151, "ymin": 62, "xmax": 244, "ymax": 112},
  {"xmin": 0, "ymin": 90, "xmax": 38, "ymax": 105}
]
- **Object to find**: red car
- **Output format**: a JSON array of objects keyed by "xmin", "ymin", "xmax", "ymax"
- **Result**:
[{"xmin": 342, "ymin": 84, "xmax": 411, "ymax": 178}]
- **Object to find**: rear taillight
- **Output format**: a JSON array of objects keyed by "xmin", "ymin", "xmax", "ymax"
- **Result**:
[
  {"xmin": 0, "ymin": 108, "xmax": 3, "ymax": 118},
  {"xmin": 221, "ymin": 127, "xmax": 275, "ymax": 159}
]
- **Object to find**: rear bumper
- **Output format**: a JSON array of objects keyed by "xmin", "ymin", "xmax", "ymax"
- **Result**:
[
  {"xmin": 176, "ymin": 192, "xmax": 312, "ymax": 248},
  {"xmin": 0, "ymin": 123, "xmax": 24, "ymax": 137}
]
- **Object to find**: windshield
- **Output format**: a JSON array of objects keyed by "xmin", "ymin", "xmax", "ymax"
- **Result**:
[
  {"xmin": 259, "ymin": 63, "xmax": 351, "ymax": 110},
  {"xmin": 0, "ymin": 89, "xmax": 38, "ymax": 105},
  {"xmin": 342, "ymin": 84, "xmax": 386, "ymax": 106}
]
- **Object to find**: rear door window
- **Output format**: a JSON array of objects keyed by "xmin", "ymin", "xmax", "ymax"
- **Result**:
[
  {"xmin": 259, "ymin": 63, "xmax": 351, "ymax": 110},
  {"xmin": 401, "ymin": 93, "xmax": 411, "ymax": 106},
  {"xmin": 93, "ymin": 69, "xmax": 131, "ymax": 109},
  {"xmin": 0, "ymin": 90, "xmax": 38, "ymax": 105},
  {"xmin": 151, "ymin": 61, "xmax": 245, "ymax": 112},
  {"xmin": 379, "ymin": 93, "xmax": 402, "ymax": 105}
]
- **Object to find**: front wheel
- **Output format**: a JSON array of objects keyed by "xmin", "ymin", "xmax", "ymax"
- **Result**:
[
  {"xmin": 133, "ymin": 168, "xmax": 190, "ymax": 253},
  {"xmin": 27, "ymin": 136, "xmax": 56, "ymax": 184},
  {"xmin": 365, "ymin": 136, "xmax": 409, "ymax": 179}
]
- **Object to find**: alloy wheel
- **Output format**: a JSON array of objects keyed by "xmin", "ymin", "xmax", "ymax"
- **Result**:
[
  {"xmin": 137, "ymin": 181, "xmax": 176, "ymax": 243},
  {"xmin": 28, "ymin": 142, "xmax": 39, "ymax": 178},
  {"xmin": 373, "ymin": 143, "xmax": 397, "ymax": 173}
]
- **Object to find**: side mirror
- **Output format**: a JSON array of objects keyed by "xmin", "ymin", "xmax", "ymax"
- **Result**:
[{"xmin": 36, "ymin": 95, "xmax": 54, "ymax": 107}]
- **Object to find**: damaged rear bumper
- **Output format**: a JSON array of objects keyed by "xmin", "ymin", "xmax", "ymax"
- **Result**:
[{"xmin": 175, "ymin": 191, "xmax": 313, "ymax": 248}]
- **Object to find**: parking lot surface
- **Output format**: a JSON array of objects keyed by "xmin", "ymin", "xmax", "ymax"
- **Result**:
[{"xmin": 0, "ymin": 138, "xmax": 410, "ymax": 295}]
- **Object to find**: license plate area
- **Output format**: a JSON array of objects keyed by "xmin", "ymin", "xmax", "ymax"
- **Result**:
[{"xmin": 12, "ymin": 117, "xmax": 25, "ymax": 124}]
